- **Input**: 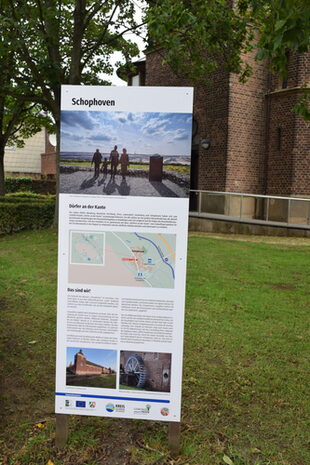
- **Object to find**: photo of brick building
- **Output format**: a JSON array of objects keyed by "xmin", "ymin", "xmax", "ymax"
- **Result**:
[
  {"xmin": 67, "ymin": 349, "xmax": 113, "ymax": 375},
  {"xmin": 66, "ymin": 348, "xmax": 117, "ymax": 389}
]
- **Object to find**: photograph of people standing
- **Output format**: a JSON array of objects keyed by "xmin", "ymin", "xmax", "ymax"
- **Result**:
[
  {"xmin": 110, "ymin": 145, "xmax": 119, "ymax": 177},
  {"xmin": 60, "ymin": 109, "xmax": 192, "ymax": 198},
  {"xmin": 91, "ymin": 149, "xmax": 102, "ymax": 177},
  {"xmin": 120, "ymin": 148, "xmax": 129, "ymax": 179}
]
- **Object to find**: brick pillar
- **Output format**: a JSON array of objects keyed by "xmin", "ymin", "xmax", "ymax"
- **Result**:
[{"xmin": 41, "ymin": 152, "xmax": 57, "ymax": 175}]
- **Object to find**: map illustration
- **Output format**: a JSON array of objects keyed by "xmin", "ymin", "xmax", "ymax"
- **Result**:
[
  {"xmin": 69, "ymin": 231, "xmax": 176, "ymax": 289},
  {"xmin": 70, "ymin": 231, "xmax": 105, "ymax": 265}
]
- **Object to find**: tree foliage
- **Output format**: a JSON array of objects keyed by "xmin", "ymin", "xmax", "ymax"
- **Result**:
[
  {"xmin": 146, "ymin": 0, "xmax": 253, "ymax": 81},
  {"xmin": 146, "ymin": 0, "xmax": 310, "ymax": 80},
  {"xmin": 0, "ymin": 5, "xmax": 53, "ymax": 195},
  {"xmin": 249, "ymin": 0, "xmax": 310, "ymax": 75},
  {"xmin": 2, "ymin": 0, "xmax": 142, "ymax": 123},
  {"xmin": 146, "ymin": 0, "xmax": 309, "ymax": 115},
  {"xmin": 147, "ymin": 0, "xmax": 310, "ymax": 120}
]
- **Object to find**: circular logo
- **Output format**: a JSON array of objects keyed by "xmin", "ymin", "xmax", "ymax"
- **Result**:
[
  {"xmin": 160, "ymin": 407, "xmax": 169, "ymax": 416},
  {"xmin": 106, "ymin": 403, "xmax": 115, "ymax": 412}
]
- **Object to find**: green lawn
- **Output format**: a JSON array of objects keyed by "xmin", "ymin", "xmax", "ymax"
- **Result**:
[
  {"xmin": 67, "ymin": 374, "xmax": 116, "ymax": 389},
  {"xmin": 0, "ymin": 229, "xmax": 309, "ymax": 465}
]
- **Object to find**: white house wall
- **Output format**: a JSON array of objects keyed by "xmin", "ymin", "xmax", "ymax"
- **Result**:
[{"xmin": 4, "ymin": 130, "xmax": 45, "ymax": 174}]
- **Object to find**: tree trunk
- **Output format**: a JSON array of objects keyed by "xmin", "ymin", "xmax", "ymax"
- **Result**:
[
  {"xmin": 0, "ymin": 145, "xmax": 6, "ymax": 196},
  {"xmin": 53, "ymin": 117, "xmax": 60, "ymax": 226},
  {"xmin": 69, "ymin": 0, "xmax": 86, "ymax": 85}
]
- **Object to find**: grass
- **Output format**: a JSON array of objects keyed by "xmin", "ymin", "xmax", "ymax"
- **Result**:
[
  {"xmin": 0, "ymin": 229, "xmax": 309, "ymax": 465},
  {"xmin": 67, "ymin": 374, "xmax": 116, "ymax": 389},
  {"xmin": 119, "ymin": 384, "xmax": 144, "ymax": 391}
]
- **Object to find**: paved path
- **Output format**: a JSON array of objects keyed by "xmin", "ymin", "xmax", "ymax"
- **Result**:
[{"xmin": 60, "ymin": 171, "xmax": 187, "ymax": 197}]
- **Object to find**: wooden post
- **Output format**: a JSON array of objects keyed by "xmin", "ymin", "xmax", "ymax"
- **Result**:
[
  {"xmin": 168, "ymin": 422, "xmax": 181, "ymax": 457},
  {"xmin": 55, "ymin": 414, "xmax": 69, "ymax": 449}
]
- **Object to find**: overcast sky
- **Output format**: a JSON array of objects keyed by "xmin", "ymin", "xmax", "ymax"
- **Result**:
[{"xmin": 61, "ymin": 110, "xmax": 192, "ymax": 156}]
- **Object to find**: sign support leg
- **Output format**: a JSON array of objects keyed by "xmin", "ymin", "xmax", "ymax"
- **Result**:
[
  {"xmin": 168, "ymin": 421, "xmax": 181, "ymax": 457},
  {"xmin": 55, "ymin": 414, "xmax": 69, "ymax": 449}
]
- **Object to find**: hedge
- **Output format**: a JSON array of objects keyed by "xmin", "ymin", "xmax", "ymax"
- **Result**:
[
  {"xmin": 0, "ymin": 195, "xmax": 56, "ymax": 234},
  {"xmin": 5, "ymin": 177, "xmax": 56, "ymax": 194},
  {"xmin": 1, "ymin": 192, "xmax": 56, "ymax": 201},
  {"xmin": 5, "ymin": 177, "xmax": 33, "ymax": 193}
]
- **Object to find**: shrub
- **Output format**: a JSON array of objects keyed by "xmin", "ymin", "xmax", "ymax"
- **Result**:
[
  {"xmin": 4, "ymin": 177, "xmax": 56, "ymax": 195},
  {"xmin": 4, "ymin": 192, "xmax": 56, "ymax": 201},
  {"xmin": 5, "ymin": 177, "xmax": 33, "ymax": 193},
  {"xmin": 0, "ymin": 196, "xmax": 56, "ymax": 234}
]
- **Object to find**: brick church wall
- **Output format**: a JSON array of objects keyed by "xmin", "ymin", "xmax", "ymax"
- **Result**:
[
  {"xmin": 291, "ymin": 113, "xmax": 310, "ymax": 196},
  {"xmin": 197, "ymin": 71, "xmax": 230, "ymax": 191},
  {"xmin": 267, "ymin": 93, "xmax": 310, "ymax": 196},
  {"xmin": 225, "ymin": 52, "xmax": 268, "ymax": 193},
  {"xmin": 266, "ymin": 93, "xmax": 296, "ymax": 195},
  {"xmin": 266, "ymin": 51, "xmax": 310, "ymax": 196}
]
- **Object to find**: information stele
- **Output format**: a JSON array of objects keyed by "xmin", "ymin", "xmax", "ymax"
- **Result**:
[{"xmin": 55, "ymin": 85, "xmax": 193, "ymax": 422}]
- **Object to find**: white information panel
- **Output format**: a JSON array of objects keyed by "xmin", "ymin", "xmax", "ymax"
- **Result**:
[{"xmin": 55, "ymin": 85, "xmax": 193, "ymax": 422}]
